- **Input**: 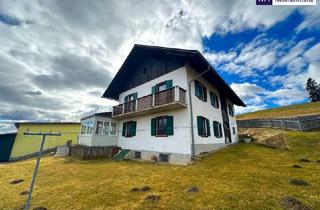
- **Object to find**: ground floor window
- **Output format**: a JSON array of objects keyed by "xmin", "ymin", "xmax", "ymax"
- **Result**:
[
  {"xmin": 197, "ymin": 116, "xmax": 210, "ymax": 137},
  {"xmin": 110, "ymin": 123, "xmax": 117, "ymax": 135},
  {"xmin": 95, "ymin": 121, "xmax": 103, "ymax": 134},
  {"xmin": 159, "ymin": 153, "xmax": 169, "ymax": 162},
  {"xmin": 151, "ymin": 116, "xmax": 174, "ymax": 137},
  {"xmin": 122, "ymin": 121, "xmax": 137, "ymax": 137},
  {"xmin": 134, "ymin": 151, "xmax": 141, "ymax": 159},
  {"xmin": 103, "ymin": 122, "xmax": 109, "ymax": 135},
  {"xmin": 213, "ymin": 121, "xmax": 223, "ymax": 138}
]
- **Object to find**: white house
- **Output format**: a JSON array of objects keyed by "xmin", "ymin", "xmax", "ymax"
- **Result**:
[{"xmin": 80, "ymin": 45, "xmax": 246, "ymax": 164}]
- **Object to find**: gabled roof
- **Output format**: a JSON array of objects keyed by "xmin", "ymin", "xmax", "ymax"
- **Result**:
[{"xmin": 103, "ymin": 44, "xmax": 246, "ymax": 107}]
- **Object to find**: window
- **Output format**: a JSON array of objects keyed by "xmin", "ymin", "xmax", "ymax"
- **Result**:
[
  {"xmin": 81, "ymin": 125, "xmax": 86, "ymax": 134},
  {"xmin": 103, "ymin": 122, "xmax": 109, "ymax": 135},
  {"xmin": 228, "ymin": 104, "xmax": 234, "ymax": 117},
  {"xmin": 134, "ymin": 151, "xmax": 141, "ymax": 159},
  {"xmin": 110, "ymin": 123, "xmax": 117, "ymax": 135},
  {"xmin": 210, "ymin": 92, "xmax": 219, "ymax": 108},
  {"xmin": 95, "ymin": 121, "xmax": 103, "ymax": 134},
  {"xmin": 213, "ymin": 121, "xmax": 223, "ymax": 138},
  {"xmin": 158, "ymin": 82, "xmax": 167, "ymax": 92},
  {"xmin": 151, "ymin": 80, "xmax": 173, "ymax": 93},
  {"xmin": 151, "ymin": 116, "xmax": 174, "ymax": 137},
  {"xmin": 122, "ymin": 121, "xmax": 137, "ymax": 137},
  {"xmin": 232, "ymin": 127, "xmax": 236, "ymax": 135},
  {"xmin": 159, "ymin": 153, "xmax": 169, "ymax": 162},
  {"xmin": 195, "ymin": 80, "xmax": 207, "ymax": 102},
  {"xmin": 156, "ymin": 117, "xmax": 167, "ymax": 136},
  {"xmin": 197, "ymin": 116, "xmax": 210, "ymax": 137},
  {"xmin": 124, "ymin": 93, "xmax": 137, "ymax": 103}
]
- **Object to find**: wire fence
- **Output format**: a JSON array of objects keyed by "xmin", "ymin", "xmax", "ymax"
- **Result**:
[{"xmin": 236, "ymin": 114, "xmax": 320, "ymax": 131}]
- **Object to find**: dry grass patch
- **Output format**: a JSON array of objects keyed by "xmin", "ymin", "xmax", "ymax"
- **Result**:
[
  {"xmin": 236, "ymin": 102, "xmax": 320, "ymax": 120},
  {"xmin": 0, "ymin": 130, "xmax": 319, "ymax": 209}
]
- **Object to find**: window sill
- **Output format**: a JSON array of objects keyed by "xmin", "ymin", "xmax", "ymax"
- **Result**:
[
  {"xmin": 196, "ymin": 96, "xmax": 207, "ymax": 102},
  {"xmin": 155, "ymin": 135, "xmax": 168, "ymax": 137}
]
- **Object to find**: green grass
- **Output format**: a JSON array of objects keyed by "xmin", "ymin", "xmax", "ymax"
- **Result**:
[
  {"xmin": 236, "ymin": 102, "xmax": 320, "ymax": 120},
  {"xmin": 1, "ymin": 130, "xmax": 320, "ymax": 210}
]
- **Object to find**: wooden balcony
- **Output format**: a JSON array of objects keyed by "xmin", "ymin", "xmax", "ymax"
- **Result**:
[{"xmin": 112, "ymin": 86, "xmax": 187, "ymax": 119}]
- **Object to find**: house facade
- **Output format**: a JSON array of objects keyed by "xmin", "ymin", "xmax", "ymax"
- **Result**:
[{"xmin": 85, "ymin": 45, "xmax": 245, "ymax": 164}]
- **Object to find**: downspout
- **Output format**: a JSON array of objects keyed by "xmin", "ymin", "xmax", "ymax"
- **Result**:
[{"xmin": 188, "ymin": 64, "xmax": 211, "ymax": 158}]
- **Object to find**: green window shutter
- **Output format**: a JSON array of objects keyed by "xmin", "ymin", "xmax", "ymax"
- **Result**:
[
  {"xmin": 166, "ymin": 80, "xmax": 173, "ymax": 89},
  {"xmin": 206, "ymin": 119, "xmax": 211, "ymax": 136},
  {"xmin": 195, "ymin": 81, "xmax": 201, "ymax": 97},
  {"xmin": 151, "ymin": 118, "xmax": 156, "ymax": 136},
  {"xmin": 216, "ymin": 95, "xmax": 220, "ymax": 108},
  {"xmin": 197, "ymin": 116, "xmax": 203, "ymax": 136},
  {"xmin": 133, "ymin": 93, "xmax": 138, "ymax": 100},
  {"xmin": 166, "ymin": 116, "xmax": 174, "ymax": 136},
  {"xmin": 210, "ymin": 92, "xmax": 215, "ymax": 106},
  {"xmin": 203, "ymin": 86, "xmax": 207, "ymax": 102},
  {"xmin": 122, "ymin": 122, "xmax": 126, "ymax": 136},
  {"xmin": 213, "ymin": 121, "xmax": 219, "ymax": 137},
  {"xmin": 124, "ymin": 96, "xmax": 128, "ymax": 103},
  {"xmin": 218, "ymin": 123, "xmax": 223, "ymax": 137},
  {"xmin": 151, "ymin": 85, "xmax": 157, "ymax": 94},
  {"xmin": 132, "ymin": 121, "xmax": 137, "ymax": 136}
]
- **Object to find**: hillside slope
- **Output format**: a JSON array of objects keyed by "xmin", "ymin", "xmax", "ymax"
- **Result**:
[{"xmin": 237, "ymin": 102, "xmax": 320, "ymax": 120}]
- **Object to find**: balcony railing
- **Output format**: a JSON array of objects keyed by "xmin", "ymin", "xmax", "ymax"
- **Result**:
[{"xmin": 112, "ymin": 86, "xmax": 187, "ymax": 118}]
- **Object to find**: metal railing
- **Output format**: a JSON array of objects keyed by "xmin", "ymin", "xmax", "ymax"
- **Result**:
[
  {"xmin": 237, "ymin": 114, "xmax": 320, "ymax": 131},
  {"xmin": 112, "ymin": 86, "xmax": 186, "ymax": 117}
]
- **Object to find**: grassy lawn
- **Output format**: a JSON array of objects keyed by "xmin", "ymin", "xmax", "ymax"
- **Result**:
[
  {"xmin": 1, "ymin": 130, "xmax": 320, "ymax": 210},
  {"xmin": 236, "ymin": 102, "xmax": 320, "ymax": 120}
]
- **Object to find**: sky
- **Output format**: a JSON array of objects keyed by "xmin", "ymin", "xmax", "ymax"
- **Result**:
[{"xmin": 0, "ymin": 0, "xmax": 319, "ymax": 133}]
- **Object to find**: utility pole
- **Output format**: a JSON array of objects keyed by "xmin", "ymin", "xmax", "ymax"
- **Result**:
[{"xmin": 23, "ymin": 130, "xmax": 61, "ymax": 210}]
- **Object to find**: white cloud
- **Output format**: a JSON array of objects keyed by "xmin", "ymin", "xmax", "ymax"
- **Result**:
[
  {"xmin": 279, "ymin": 38, "xmax": 314, "ymax": 66},
  {"xmin": 0, "ymin": 0, "xmax": 316, "ymax": 133},
  {"xmin": 296, "ymin": 5, "xmax": 320, "ymax": 32},
  {"xmin": 304, "ymin": 42, "xmax": 320, "ymax": 63}
]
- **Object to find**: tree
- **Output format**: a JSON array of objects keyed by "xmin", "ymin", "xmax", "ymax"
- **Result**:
[{"xmin": 306, "ymin": 78, "xmax": 320, "ymax": 102}]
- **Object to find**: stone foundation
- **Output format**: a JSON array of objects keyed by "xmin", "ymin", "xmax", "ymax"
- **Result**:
[
  {"xmin": 70, "ymin": 145, "xmax": 120, "ymax": 160},
  {"xmin": 129, "ymin": 150, "xmax": 191, "ymax": 165}
]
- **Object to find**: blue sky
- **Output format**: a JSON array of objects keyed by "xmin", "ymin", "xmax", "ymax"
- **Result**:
[
  {"xmin": 202, "ymin": 9, "xmax": 320, "ymax": 113},
  {"xmin": 0, "ymin": 1, "xmax": 319, "ymax": 133}
]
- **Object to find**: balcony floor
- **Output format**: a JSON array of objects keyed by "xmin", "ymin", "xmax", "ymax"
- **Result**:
[{"xmin": 112, "ymin": 101, "xmax": 187, "ymax": 120}]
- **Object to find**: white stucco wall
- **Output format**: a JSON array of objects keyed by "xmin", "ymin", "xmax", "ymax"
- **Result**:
[
  {"xmin": 186, "ymin": 64, "xmax": 227, "ymax": 145},
  {"xmin": 119, "ymin": 66, "xmax": 188, "ymax": 103},
  {"xmin": 117, "ymin": 67, "xmax": 192, "ymax": 155},
  {"xmin": 118, "ymin": 109, "xmax": 191, "ymax": 154},
  {"xmin": 226, "ymin": 98, "xmax": 238, "ymax": 143}
]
